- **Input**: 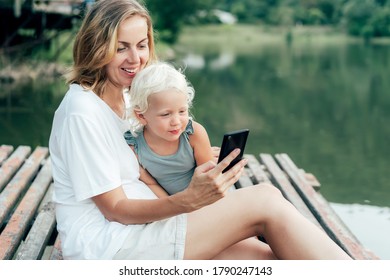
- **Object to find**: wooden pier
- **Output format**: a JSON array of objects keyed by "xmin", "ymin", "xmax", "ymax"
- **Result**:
[
  {"xmin": 0, "ymin": 144, "xmax": 379, "ymax": 260},
  {"xmin": 0, "ymin": 0, "xmax": 85, "ymax": 47}
]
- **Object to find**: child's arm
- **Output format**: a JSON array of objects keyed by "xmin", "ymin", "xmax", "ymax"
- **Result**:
[
  {"xmin": 139, "ymin": 166, "xmax": 169, "ymax": 198},
  {"xmin": 129, "ymin": 145, "xmax": 169, "ymax": 198},
  {"xmin": 189, "ymin": 121, "xmax": 214, "ymax": 166}
]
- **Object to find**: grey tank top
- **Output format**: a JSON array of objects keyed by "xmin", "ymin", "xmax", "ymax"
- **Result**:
[{"xmin": 124, "ymin": 120, "xmax": 195, "ymax": 195}]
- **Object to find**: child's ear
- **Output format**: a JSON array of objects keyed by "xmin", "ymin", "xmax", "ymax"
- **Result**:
[{"xmin": 134, "ymin": 109, "xmax": 147, "ymax": 125}]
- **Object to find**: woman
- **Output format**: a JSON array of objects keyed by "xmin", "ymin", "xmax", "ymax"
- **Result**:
[{"xmin": 49, "ymin": 0, "xmax": 351, "ymax": 260}]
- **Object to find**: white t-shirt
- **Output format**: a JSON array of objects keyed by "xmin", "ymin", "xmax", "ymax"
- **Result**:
[{"xmin": 49, "ymin": 84, "xmax": 158, "ymax": 259}]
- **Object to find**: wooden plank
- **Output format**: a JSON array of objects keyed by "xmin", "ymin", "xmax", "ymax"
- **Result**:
[
  {"xmin": 259, "ymin": 153, "xmax": 321, "ymax": 228},
  {"xmin": 274, "ymin": 153, "xmax": 379, "ymax": 260},
  {"xmin": 244, "ymin": 154, "xmax": 271, "ymax": 184},
  {"xmin": 49, "ymin": 236, "xmax": 63, "ymax": 260},
  {"xmin": 303, "ymin": 172, "xmax": 321, "ymax": 190},
  {"xmin": 235, "ymin": 169, "xmax": 254, "ymax": 188},
  {"xmin": 236, "ymin": 154, "xmax": 271, "ymax": 188},
  {"xmin": 0, "ymin": 159, "xmax": 52, "ymax": 260},
  {"xmin": 19, "ymin": 183, "xmax": 57, "ymax": 260},
  {"xmin": 37, "ymin": 180, "xmax": 54, "ymax": 212},
  {"xmin": 0, "ymin": 145, "xmax": 14, "ymax": 165},
  {"xmin": 0, "ymin": 146, "xmax": 31, "ymax": 192},
  {"xmin": 15, "ymin": 185, "xmax": 56, "ymax": 260},
  {"xmin": 0, "ymin": 147, "xmax": 48, "ymax": 227}
]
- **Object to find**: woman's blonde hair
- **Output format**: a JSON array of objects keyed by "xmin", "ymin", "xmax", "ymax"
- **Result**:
[
  {"xmin": 65, "ymin": 0, "xmax": 157, "ymax": 96},
  {"xmin": 129, "ymin": 62, "xmax": 195, "ymax": 133}
]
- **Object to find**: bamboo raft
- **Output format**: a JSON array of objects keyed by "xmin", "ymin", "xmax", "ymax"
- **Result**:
[{"xmin": 0, "ymin": 144, "xmax": 379, "ymax": 260}]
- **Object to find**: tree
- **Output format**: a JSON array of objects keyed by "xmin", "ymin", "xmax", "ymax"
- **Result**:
[
  {"xmin": 146, "ymin": 0, "xmax": 214, "ymax": 43},
  {"xmin": 342, "ymin": 0, "xmax": 378, "ymax": 36}
]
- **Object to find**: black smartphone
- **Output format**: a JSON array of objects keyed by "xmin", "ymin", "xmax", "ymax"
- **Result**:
[{"xmin": 217, "ymin": 129, "xmax": 249, "ymax": 173}]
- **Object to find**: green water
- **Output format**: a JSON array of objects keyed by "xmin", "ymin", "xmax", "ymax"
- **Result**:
[
  {"xmin": 0, "ymin": 38, "xmax": 389, "ymax": 259},
  {"xmin": 179, "ymin": 42, "xmax": 390, "ymax": 207}
]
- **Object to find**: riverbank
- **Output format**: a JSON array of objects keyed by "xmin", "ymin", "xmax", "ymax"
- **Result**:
[
  {"xmin": 4, "ymin": 24, "xmax": 390, "ymax": 85},
  {"xmin": 0, "ymin": 62, "xmax": 66, "ymax": 84},
  {"xmin": 175, "ymin": 24, "xmax": 390, "ymax": 56}
]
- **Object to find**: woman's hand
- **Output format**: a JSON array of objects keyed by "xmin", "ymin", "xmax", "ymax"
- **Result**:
[
  {"xmin": 173, "ymin": 148, "xmax": 247, "ymax": 212},
  {"xmin": 211, "ymin": 146, "xmax": 220, "ymax": 163},
  {"xmin": 92, "ymin": 149, "xmax": 246, "ymax": 224}
]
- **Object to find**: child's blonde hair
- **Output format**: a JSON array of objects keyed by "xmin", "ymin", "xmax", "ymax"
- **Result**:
[{"xmin": 128, "ymin": 62, "xmax": 195, "ymax": 133}]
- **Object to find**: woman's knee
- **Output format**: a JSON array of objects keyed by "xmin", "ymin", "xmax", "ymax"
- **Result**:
[
  {"xmin": 239, "ymin": 183, "xmax": 284, "ymax": 205},
  {"xmin": 236, "ymin": 183, "xmax": 291, "ymax": 221}
]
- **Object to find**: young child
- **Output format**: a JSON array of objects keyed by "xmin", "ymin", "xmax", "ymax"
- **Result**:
[{"xmin": 124, "ymin": 62, "xmax": 214, "ymax": 196}]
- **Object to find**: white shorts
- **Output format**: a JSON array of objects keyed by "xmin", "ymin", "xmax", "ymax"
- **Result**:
[{"xmin": 113, "ymin": 214, "xmax": 187, "ymax": 260}]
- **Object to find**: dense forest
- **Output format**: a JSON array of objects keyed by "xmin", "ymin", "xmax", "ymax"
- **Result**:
[{"xmin": 145, "ymin": 0, "xmax": 390, "ymax": 43}]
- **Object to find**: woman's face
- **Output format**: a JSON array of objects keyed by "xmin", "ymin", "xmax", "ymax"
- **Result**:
[{"xmin": 106, "ymin": 15, "xmax": 150, "ymax": 90}]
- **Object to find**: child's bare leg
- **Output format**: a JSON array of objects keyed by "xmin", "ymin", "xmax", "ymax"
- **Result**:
[{"xmin": 184, "ymin": 184, "xmax": 351, "ymax": 260}]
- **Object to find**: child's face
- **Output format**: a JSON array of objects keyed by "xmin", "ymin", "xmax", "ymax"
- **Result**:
[{"xmin": 141, "ymin": 89, "xmax": 189, "ymax": 142}]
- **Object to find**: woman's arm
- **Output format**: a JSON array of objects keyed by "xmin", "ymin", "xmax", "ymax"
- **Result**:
[
  {"xmin": 92, "ymin": 148, "xmax": 247, "ymax": 225},
  {"xmin": 189, "ymin": 121, "xmax": 214, "ymax": 166}
]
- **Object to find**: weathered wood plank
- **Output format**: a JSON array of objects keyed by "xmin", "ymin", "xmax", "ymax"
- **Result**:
[
  {"xmin": 15, "ymin": 183, "xmax": 56, "ymax": 260},
  {"xmin": 49, "ymin": 236, "xmax": 63, "ymax": 260},
  {"xmin": 259, "ymin": 153, "xmax": 322, "ymax": 228},
  {"xmin": 0, "ymin": 159, "xmax": 52, "ymax": 260},
  {"xmin": 274, "ymin": 153, "xmax": 379, "ymax": 260},
  {"xmin": 235, "ymin": 170, "xmax": 254, "ymax": 188},
  {"xmin": 244, "ymin": 154, "xmax": 271, "ymax": 184},
  {"xmin": 37, "ymin": 180, "xmax": 54, "ymax": 213},
  {"xmin": 0, "ymin": 146, "xmax": 31, "ymax": 192},
  {"xmin": 303, "ymin": 171, "xmax": 321, "ymax": 190},
  {"xmin": 0, "ymin": 145, "xmax": 14, "ymax": 165},
  {"xmin": 0, "ymin": 147, "xmax": 48, "ymax": 227}
]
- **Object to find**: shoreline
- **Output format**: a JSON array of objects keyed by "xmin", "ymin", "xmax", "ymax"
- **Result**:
[
  {"xmin": 3, "ymin": 24, "xmax": 390, "ymax": 85},
  {"xmin": 0, "ymin": 62, "xmax": 67, "ymax": 84}
]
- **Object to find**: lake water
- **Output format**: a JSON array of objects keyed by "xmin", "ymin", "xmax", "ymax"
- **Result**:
[{"xmin": 0, "ymin": 31, "xmax": 389, "ymax": 259}]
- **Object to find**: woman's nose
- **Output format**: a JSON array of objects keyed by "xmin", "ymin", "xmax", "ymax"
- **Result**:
[{"xmin": 127, "ymin": 48, "xmax": 140, "ymax": 63}]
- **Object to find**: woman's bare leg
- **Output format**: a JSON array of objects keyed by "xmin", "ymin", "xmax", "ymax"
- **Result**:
[
  {"xmin": 212, "ymin": 238, "xmax": 277, "ymax": 260},
  {"xmin": 183, "ymin": 184, "xmax": 351, "ymax": 260}
]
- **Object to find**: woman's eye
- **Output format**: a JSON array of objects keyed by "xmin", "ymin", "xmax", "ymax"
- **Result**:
[{"xmin": 117, "ymin": 46, "xmax": 127, "ymax": 52}]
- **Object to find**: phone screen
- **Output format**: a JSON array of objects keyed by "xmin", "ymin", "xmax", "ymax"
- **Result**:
[{"xmin": 217, "ymin": 129, "xmax": 249, "ymax": 173}]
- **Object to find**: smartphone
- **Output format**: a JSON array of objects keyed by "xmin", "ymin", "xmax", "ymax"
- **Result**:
[{"xmin": 217, "ymin": 129, "xmax": 249, "ymax": 173}]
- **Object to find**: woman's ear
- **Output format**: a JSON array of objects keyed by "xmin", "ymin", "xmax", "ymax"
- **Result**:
[{"xmin": 134, "ymin": 109, "xmax": 147, "ymax": 125}]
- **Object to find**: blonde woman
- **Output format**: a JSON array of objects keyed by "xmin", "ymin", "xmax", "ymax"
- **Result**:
[{"xmin": 49, "ymin": 0, "xmax": 351, "ymax": 260}]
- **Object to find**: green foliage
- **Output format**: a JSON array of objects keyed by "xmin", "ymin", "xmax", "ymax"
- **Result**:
[
  {"xmin": 145, "ymin": 0, "xmax": 390, "ymax": 43},
  {"xmin": 146, "ymin": 0, "xmax": 207, "ymax": 43},
  {"xmin": 341, "ymin": 0, "xmax": 390, "ymax": 38},
  {"xmin": 223, "ymin": 0, "xmax": 280, "ymax": 23},
  {"xmin": 369, "ymin": 6, "xmax": 390, "ymax": 36},
  {"xmin": 342, "ymin": 0, "xmax": 378, "ymax": 36}
]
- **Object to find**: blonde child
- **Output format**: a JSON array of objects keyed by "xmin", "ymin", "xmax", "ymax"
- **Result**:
[{"xmin": 125, "ymin": 62, "xmax": 214, "ymax": 196}]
